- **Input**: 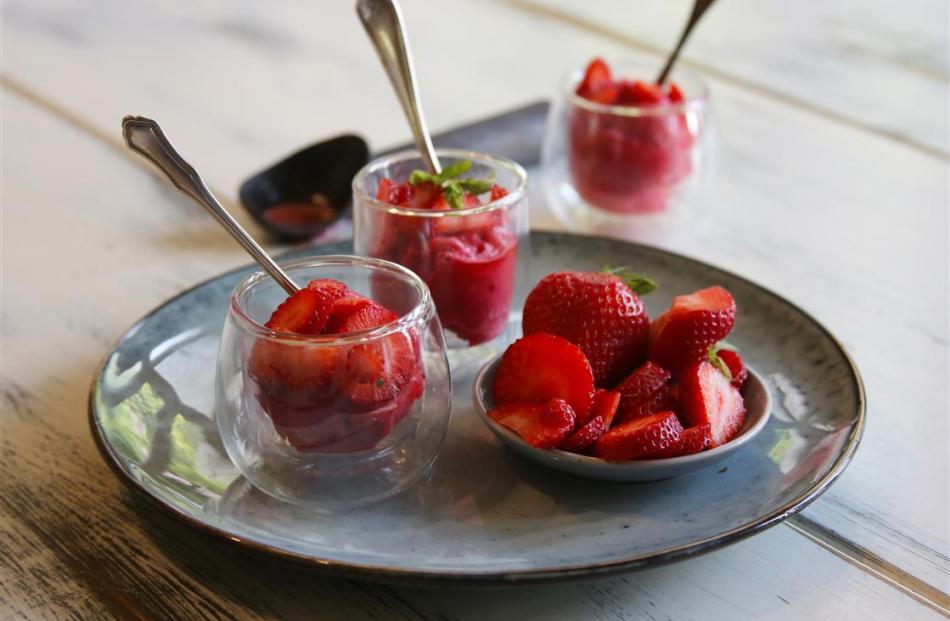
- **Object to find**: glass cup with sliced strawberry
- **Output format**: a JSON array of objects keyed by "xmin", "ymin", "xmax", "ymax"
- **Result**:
[
  {"xmin": 541, "ymin": 58, "xmax": 712, "ymax": 230},
  {"xmin": 215, "ymin": 256, "xmax": 451, "ymax": 507},
  {"xmin": 353, "ymin": 149, "xmax": 529, "ymax": 352},
  {"xmin": 478, "ymin": 269, "xmax": 759, "ymax": 471}
]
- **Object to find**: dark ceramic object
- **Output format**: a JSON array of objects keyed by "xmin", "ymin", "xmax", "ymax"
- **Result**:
[{"xmin": 239, "ymin": 134, "xmax": 369, "ymax": 241}]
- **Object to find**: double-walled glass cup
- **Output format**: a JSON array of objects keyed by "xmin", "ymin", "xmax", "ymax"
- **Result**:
[
  {"xmin": 352, "ymin": 149, "xmax": 529, "ymax": 359},
  {"xmin": 215, "ymin": 256, "xmax": 451, "ymax": 508},
  {"xmin": 541, "ymin": 60, "xmax": 713, "ymax": 234}
]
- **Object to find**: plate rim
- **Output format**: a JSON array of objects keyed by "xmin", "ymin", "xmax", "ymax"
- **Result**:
[{"xmin": 88, "ymin": 231, "xmax": 867, "ymax": 585}]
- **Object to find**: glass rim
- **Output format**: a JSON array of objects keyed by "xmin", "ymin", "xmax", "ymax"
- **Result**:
[
  {"xmin": 563, "ymin": 61, "xmax": 710, "ymax": 117},
  {"xmin": 351, "ymin": 148, "xmax": 528, "ymax": 218},
  {"xmin": 229, "ymin": 255, "xmax": 433, "ymax": 344}
]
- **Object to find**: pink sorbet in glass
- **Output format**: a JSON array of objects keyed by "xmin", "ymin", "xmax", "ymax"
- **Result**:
[
  {"xmin": 568, "ymin": 58, "xmax": 694, "ymax": 214},
  {"xmin": 371, "ymin": 175, "xmax": 518, "ymax": 345}
]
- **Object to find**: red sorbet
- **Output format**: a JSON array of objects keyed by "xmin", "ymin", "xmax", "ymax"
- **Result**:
[
  {"xmin": 568, "ymin": 58, "xmax": 694, "ymax": 214},
  {"xmin": 370, "ymin": 179, "xmax": 518, "ymax": 346}
]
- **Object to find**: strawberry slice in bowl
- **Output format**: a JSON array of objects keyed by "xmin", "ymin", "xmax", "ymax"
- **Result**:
[{"xmin": 472, "ymin": 353, "xmax": 772, "ymax": 482}]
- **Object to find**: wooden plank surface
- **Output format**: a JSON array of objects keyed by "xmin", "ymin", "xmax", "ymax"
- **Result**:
[{"xmin": 2, "ymin": 0, "xmax": 948, "ymax": 617}]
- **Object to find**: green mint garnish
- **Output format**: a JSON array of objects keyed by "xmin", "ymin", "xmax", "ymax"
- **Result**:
[
  {"xmin": 602, "ymin": 265, "xmax": 658, "ymax": 295},
  {"xmin": 707, "ymin": 345, "xmax": 732, "ymax": 381},
  {"xmin": 408, "ymin": 159, "xmax": 495, "ymax": 209}
]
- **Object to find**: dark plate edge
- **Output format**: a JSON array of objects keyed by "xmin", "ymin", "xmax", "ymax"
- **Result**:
[{"xmin": 87, "ymin": 231, "xmax": 867, "ymax": 586}]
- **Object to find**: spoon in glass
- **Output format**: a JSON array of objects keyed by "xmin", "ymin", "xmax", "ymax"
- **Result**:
[
  {"xmin": 656, "ymin": 0, "xmax": 717, "ymax": 85},
  {"xmin": 122, "ymin": 115, "xmax": 300, "ymax": 295},
  {"xmin": 356, "ymin": 0, "xmax": 441, "ymax": 174}
]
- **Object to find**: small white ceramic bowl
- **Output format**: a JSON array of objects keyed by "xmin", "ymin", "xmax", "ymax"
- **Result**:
[{"xmin": 472, "ymin": 356, "xmax": 772, "ymax": 482}]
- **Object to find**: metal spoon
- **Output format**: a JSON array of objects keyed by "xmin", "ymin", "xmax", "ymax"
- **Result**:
[
  {"xmin": 656, "ymin": 0, "xmax": 717, "ymax": 85},
  {"xmin": 122, "ymin": 115, "xmax": 300, "ymax": 295},
  {"xmin": 356, "ymin": 0, "xmax": 441, "ymax": 174}
]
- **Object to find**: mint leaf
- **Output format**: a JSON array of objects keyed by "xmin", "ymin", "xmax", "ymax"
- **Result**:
[
  {"xmin": 457, "ymin": 178, "xmax": 494, "ymax": 195},
  {"xmin": 409, "ymin": 170, "xmax": 438, "ymax": 186},
  {"xmin": 439, "ymin": 160, "xmax": 472, "ymax": 179},
  {"xmin": 406, "ymin": 159, "xmax": 496, "ymax": 208},
  {"xmin": 442, "ymin": 183, "xmax": 464, "ymax": 209},
  {"xmin": 707, "ymin": 346, "xmax": 732, "ymax": 381},
  {"xmin": 602, "ymin": 266, "xmax": 658, "ymax": 295}
]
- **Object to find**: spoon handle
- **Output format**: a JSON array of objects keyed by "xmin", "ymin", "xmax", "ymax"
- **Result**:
[
  {"xmin": 356, "ymin": 0, "xmax": 441, "ymax": 174},
  {"xmin": 656, "ymin": 0, "xmax": 716, "ymax": 85},
  {"xmin": 121, "ymin": 116, "xmax": 300, "ymax": 295}
]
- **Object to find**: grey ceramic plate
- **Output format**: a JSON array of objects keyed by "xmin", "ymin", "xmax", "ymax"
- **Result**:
[
  {"xmin": 472, "ymin": 358, "xmax": 774, "ymax": 482},
  {"xmin": 89, "ymin": 232, "xmax": 865, "ymax": 584}
]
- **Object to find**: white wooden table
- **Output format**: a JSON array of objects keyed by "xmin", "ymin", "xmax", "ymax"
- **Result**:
[{"xmin": 2, "ymin": 1, "xmax": 948, "ymax": 619}]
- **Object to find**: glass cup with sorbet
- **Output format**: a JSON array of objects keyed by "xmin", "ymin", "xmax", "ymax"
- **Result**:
[
  {"xmin": 215, "ymin": 256, "xmax": 451, "ymax": 508},
  {"xmin": 541, "ymin": 58, "xmax": 713, "ymax": 233},
  {"xmin": 353, "ymin": 149, "xmax": 529, "ymax": 357}
]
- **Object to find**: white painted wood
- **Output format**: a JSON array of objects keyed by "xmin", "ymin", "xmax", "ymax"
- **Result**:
[
  {"xmin": 2, "ymin": 0, "xmax": 948, "ymax": 616},
  {"xmin": 511, "ymin": 0, "xmax": 950, "ymax": 154},
  {"xmin": 0, "ymin": 92, "xmax": 942, "ymax": 620}
]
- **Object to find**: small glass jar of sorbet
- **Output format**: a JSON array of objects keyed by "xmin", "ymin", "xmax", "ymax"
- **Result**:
[
  {"xmin": 541, "ymin": 59, "xmax": 713, "ymax": 234},
  {"xmin": 214, "ymin": 256, "xmax": 451, "ymax": 508},
  {"xmin": 352, "ymin": 149, "xmax": 529, "ymax": 356}
]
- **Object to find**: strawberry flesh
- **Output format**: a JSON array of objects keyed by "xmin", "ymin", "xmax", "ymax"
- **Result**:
[
  {"xmin": 649, "ymin": 286, "xmax": 736, "ymax": 375},
  {"xmin": 680, "ymin": 361, "xmax": 746, "ymax": 447},
  {"xmin": 489, "ymin": 398, "xmax": 576, "ymax": 449},
  {"xmin": 718, "ymin": 349, "xmax": 748, "ymax": 388},
  {"xmin": 576, "ymin": 57, "xmax": 612, "ymax": 98},
  {"xmin": 655, "ymin": 423, "xmax": 710, "ymax": 458},
  {"xmin": 613, "ymin": 361, "xmax": 672, "ymax": 417},
  {"xmin": 593, "ymin": 410, "xmax": 684, "ymax": 461},
  {"xmin": 492, "ymin": 333, "xmax": 595, "ymax": 416},
  {"xmin": 559, "ymin": 415, "xmax": 606, "ymax": 453},
  {"xmin": 589, "ymin": 389, "xmax": 621, "ymax": 428}
]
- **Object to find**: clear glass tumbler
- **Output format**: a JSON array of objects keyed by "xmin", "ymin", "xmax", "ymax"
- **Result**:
[
  {"xmin": 215, "ymin": 256, "xmax": 451, "ymax": 508},
  {"xmin": 541, "ymin": 60, "xmax": 713, "ymax": 234},
  {"xmin": 352, "ymin": 149, "xmax": 529, "ymax": 356}
]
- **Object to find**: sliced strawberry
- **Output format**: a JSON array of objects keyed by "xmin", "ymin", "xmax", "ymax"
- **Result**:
[
  {"xmin": 655, "ymin": 423, "xmax": 710, "ymax": 458},
  {"xmin": 614, "ymin": 383, "xmax": 679, "ymax": 426},
  {"xmin": 489, "ymin": 398, "xmax": 575, "ymax": 449},
  {"xmin": 337, "ymin": 301, "xmax": 398, "ymax": 333},
  {"xmin": 593, "ymin": 410, "xmax": 683, "ymax": 461},
  {"xmin": 407, "ymin": 181, "xmax": 442, "ymax": 209},
  {"xmin": 376, "ymin": 177, "xmax": 394, "ymax": 201},
  {"xmin": 376, "ymin": 177, "xmax": 413, "ymax": 205},
  {"xmin": 589, "ymin": 389, "xmax": 621, "ymax": 428},
  {"xmin": 649, "ymin": 286, "xmax": 737, "ymax": 375},
  {"xmin": 306, "ymin": 278, "xmax": 349, "ymax": 298},
  {"xmin": 492, "ymin": 333, "xmax": 595, "ymax": 416},
  {"xmin": 336, "ymin": 303, "xmax": 417, "ymax": 404},
  {"xmin": 248, "ymin": 339, "xmax": 343, "ymax": 391},
  {"xmin": 625, "ymin": 80, "xmax": 664, "ymax": 105},
  {"xmin": 489, "ymin": 184, "xmax": 508, "ymax": 201},
  {"xmin": 668, "ymin": 82, "xmax": 685, "ymax": 103},
  {"xmin": 559, "ymin": 415, "xmax": 606, "ymax": 453},
  {"xmin": 614, "ymin": 361, "xmax": 671, "ymax": 416},
  {"xmin": 680, "ymin": 361, "xmax": 746, "ymax": 448},
  {"xmin": 576, "ymin": 57, "xmax": 611, "ymax": 98},
  {"xmin": 717, "ymin": 349, "xmax": 748, "ymax": 388},
  {"xmin": 264, "ymin": 288, "xmax": 330, "ymax": 334},
  {"xmin": 590, "ymin": 83, "xmax": 621, "ymax": 105},
  {"xmin": 324, "ymin": 293, "xmax": 374, "ymax": 333}
]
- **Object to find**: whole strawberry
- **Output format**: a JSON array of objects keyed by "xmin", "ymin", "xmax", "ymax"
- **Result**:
[{"xmin": 523, "ymin": 268, "xmax": 656, "ymax": 387}]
